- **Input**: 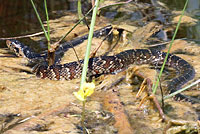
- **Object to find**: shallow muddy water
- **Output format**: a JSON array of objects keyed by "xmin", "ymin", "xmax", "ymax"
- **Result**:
[{"xmin": 0, "ymin": 0, "xmax": 200, "ymax": 134}]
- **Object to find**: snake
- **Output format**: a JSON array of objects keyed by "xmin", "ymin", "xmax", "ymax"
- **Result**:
[{"xmin": 6, "ymin": 25, "xmax": 199, "ymax": 103}]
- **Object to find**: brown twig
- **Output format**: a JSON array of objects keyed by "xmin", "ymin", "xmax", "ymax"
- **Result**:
[
  {"xmin": 90, "ymin": 28, "xmax": 114, "ymax": 58},
  {"xmin": 0, "ymin": 27, "xmax": 91, "ymax": 40},
  {"xmin": 130, "ymin": 69, "xmax": 166, "ymax": 121},
  {"xmin": 0, "ymin": 31, "xmax": 48, "ymax": 40},
  {"xmin": 103, "ymin": 90, "xmax": 134, "ymax": 134},
  {"xmin": 49, "ymin": 6, "xmax": 95, "ymax": 53}
]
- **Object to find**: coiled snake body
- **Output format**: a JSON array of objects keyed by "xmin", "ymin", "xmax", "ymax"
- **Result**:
[{"xmin": 6, "ymin": 26, "xmax": 198, "ymax": 103}]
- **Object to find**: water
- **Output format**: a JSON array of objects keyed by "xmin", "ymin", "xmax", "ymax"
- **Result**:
[
  {"xmin": 0, "ymin": 0, "xmax": 76, "ymax": 47},
  {"xmin": 0, "ymin": 0, "xmax": 199, "ymax": 47},
  {"xmin": 160, "ymin": 0, "xmax": 200, "ymax": 43},
  {"xmin": 0, "ymin": 1, "xmax": 200, "ymax": 133}
]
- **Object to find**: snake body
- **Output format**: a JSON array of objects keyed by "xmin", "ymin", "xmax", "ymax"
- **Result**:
[
  {"xmin": 6, "ymin": 25, "xmax": 113, "ymax": 64},
  {"xmin": 6, "ymin": 26, "xmax": 198, "ymax": 103}
]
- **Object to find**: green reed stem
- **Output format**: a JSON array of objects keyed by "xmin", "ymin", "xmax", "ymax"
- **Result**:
[
  {"xmin": 78, "ymin": 0, "xmax": 83, "ymax": 24},
  {"xmin": 81, "ymin": 100, "xmax": 86, "ymax": 134},
  {"xmin": 44, "ymin": 0, "xmax": 50, "ymax": 42},
  {"xmin": 80, "ymin": 0, "xmax": 99, "ymax": 90},
  {"xmin": 152, "ymin": 0, "xmax": 189, "ymax": 94},
  {"xmin": 164, "ymin": 79, "xmax": 200, "ymax": 100},
  {"xmin": 56, "ymin": 7, "xmax": 94, "ymax": 45},
  {"xmin": 30, "ymin": 0, "xmax": 49, "ymax": 42},
  {"xmin": 79, "ymin": 1, "xmax": 99, "ymax": 132}
]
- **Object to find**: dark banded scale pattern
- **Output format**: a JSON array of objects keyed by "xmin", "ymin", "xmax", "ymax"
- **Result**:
[
  {"xmin": 6, "ymin": 26, "xmax": 198, "ymax": 103},
  {"xmin": 6, "ymin": 25, "xmax": 113, "ymax": 64},
  {"xmin": 35, "ymin": 49, "xmax": 195, "ymax": 88}
]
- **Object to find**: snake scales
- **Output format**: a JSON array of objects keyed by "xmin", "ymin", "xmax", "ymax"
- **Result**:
[{"xmin": 6, "ymin": 25, "xmax": 198, "ymax": 103}]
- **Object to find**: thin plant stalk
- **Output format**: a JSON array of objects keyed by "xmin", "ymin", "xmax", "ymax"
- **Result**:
[
  {"xmin": 31, "ymin": 0, "xmax": 54, "ymax": 64},
  {"xmin": 44, "ymin": 0, "xmax": 50, "ymax": 41},
  {"xmin": 78, "ymin": 0, "xmax": 83, "ymax": 24},
  {"xmin": 30, "ymin": 0, "xmax": 94, "ymax": 65},
  {"xmin": 79, "ymin": 0, "xmax": 100, "ymax": 133},
  {"xmin": 53, "ymin": 7, "xmax": 94, "ymax": 49},
  {"xmin": 30, "ymin": 0, "xmax": 94, "ymax": 46},
  {"xmin": 152, "ymin": 0, "xmax": 189, "ymax": 94},
  {"xmin": 81, "ymin": 100, "xmax": 86, "ymax": 134},
  {"xmin": 43, "ymin": 0, "xmax": 55, "ymax": 65},
  {"xmin": 30, "ymin": 0, "xmax": 50, "ymax": 42},
  {"xmin": 164, "ymin": 79, "xmax": 200, "ymax": 100},
  {"xmin": 44, "ymin": 0, "xmax": 51, "ymax": 65},
  {"xmin": 80, "ymin": 0, "xmax": 100, "ymax": 90}
]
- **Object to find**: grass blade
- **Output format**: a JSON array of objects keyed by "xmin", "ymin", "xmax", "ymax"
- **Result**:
[
  {"xmin": 164, "ymin": 79, "xmax": 200, "ymax": 100},
  {"xmin": 30, "ymin": 0, "xmax": 49, "ymax": 41},
  {"xmin": 44, "ymin": 0, "xmax": 50, "ymax": 41},
  {"xmin": 152, "ymin": 0, "xmax": 189, "ymax": 94},
  {"xmin": 80, "ymin": 0, "xmax": 100, "ymax": 90}
]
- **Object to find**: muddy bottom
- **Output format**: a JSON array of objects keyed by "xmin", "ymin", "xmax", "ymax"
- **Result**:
[{"xmin": 0, "ymin": 11, "xmax": 200, "ymax": 134}]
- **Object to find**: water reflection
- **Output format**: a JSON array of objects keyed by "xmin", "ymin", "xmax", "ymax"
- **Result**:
[
  {"xmin": 0, "ymin": 0, "xmax": 74, "ymax": 40},
  {"xmin": 160, "ymin": 0, "xmax": 200, "ymax": 43},
  {"xmin": 187, "ymin": 0, "xmax": 200, "ymax": 42},
  {"xmin": 0, "ymin": 0, "xmax": 37, "ymax": 38},
  {"xmin": 0, "ymin": 0, "xmax": 199, "ymax": 47}
]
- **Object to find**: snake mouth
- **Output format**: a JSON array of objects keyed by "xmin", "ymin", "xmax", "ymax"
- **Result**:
[
  {"xmin": 6, "ymin": 40, "xmax": 16, "ymax": 53},
  {"xmin": 6, "ymin": 40, "xmax": 13, "ymax": 49},
  {"xmin": 6, "ymin": 40, "xmax": 11, "ymax": 45},
  {"xmin": 6, "ymin": 39, "xmax": 23, "ymax": 57}
]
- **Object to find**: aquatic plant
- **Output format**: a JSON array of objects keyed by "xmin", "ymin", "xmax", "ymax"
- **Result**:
[
  {"xmin": 74, "ymin": 82, "xmax": 95, "ymax": 133},
  {"xmin": 152, "ymin": 0, "xmax": 190, "ymax": 98},
  {"xmin": 30, "ymin": 0, "xmax": 94, "ymax": 65},
  {"xmin": 30, "ymin": 0, "xmax": 98, "ymax": 133},
  {"xmin": 30, "ymin": 0, "xmax": 50, "ymax": 42},
  {"xmin": 77, "ymin": 0, "xmax": 100, "ymax": 133},
  {"xmin": 77, "ymin": 0, "xmax": 83, "ymax": 24}
]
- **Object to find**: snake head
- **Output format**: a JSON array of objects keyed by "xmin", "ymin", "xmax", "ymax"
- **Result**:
[{"xmin": 6, "ymin": 39, "xmax": 25, "ymax": 57}]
